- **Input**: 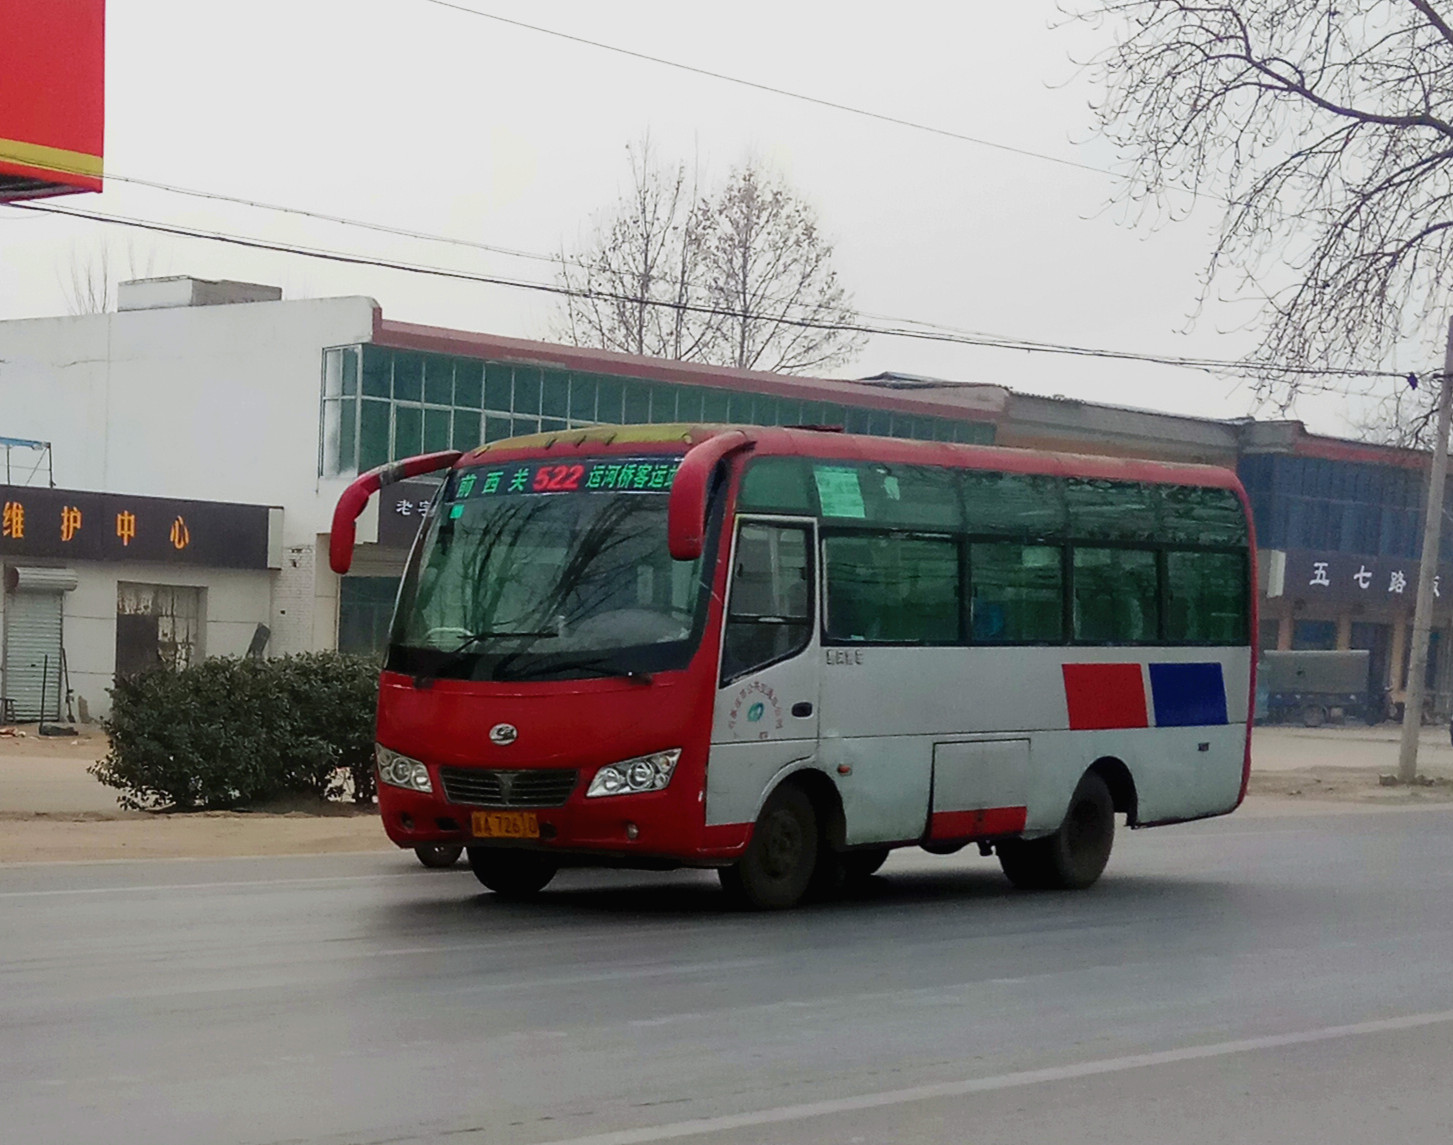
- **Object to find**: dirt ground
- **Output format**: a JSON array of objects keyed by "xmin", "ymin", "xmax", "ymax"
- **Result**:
[{"xmin": 2, "ymin": 722, "xmax": 1452, "ymax": 864}]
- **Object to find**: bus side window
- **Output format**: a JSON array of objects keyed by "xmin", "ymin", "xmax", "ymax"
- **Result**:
[{"xmin": 720, "ymin": 524, "xmax": 813, "ymax": 684}]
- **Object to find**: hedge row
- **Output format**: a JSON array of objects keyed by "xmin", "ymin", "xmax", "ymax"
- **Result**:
[{"xmin": 91, "ymin": 652, "xmax": 379, "ymax": 811}]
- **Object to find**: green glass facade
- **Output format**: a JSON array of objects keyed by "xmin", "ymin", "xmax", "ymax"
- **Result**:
[{"xmin": 320, "ymin": 345, "xmax": 995, "ymax": 476}]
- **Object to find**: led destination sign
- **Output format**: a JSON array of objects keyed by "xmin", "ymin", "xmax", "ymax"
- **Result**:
[{"xmin": 451, "ymin": 456, "xmax": 682, "ymax": 502}]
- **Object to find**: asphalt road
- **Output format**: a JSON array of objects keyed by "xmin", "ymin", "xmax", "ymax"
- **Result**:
[{"xmin": 4, "ymin": 808, "xmax": 1453, "ymax": 1145}]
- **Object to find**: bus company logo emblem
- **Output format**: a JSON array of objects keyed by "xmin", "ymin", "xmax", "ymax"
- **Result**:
[
  {"xmin": 727, "ymin": 683, "xmax": 784, "ymax": 740},
  {"xmin": 489, "ymin": 723, "xmax": 519, "ymax": 746}
]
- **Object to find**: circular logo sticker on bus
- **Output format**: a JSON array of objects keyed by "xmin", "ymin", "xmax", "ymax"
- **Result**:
[
  {"xmin": 747, "ymin": 702, "xmax": 765, "ymax": 723},
  {"xmin": 489, "ymin": 723, "xmax": 519, "ymax": 745}
]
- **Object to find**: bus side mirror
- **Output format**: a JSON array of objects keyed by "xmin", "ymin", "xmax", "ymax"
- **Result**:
[
  {"xmin": 668, "ymin": 431, "xmax": 752, "ymax": 561},
  {"xmin": 329, "ymin": 450, "xmax": 462, "ymax": 574}
]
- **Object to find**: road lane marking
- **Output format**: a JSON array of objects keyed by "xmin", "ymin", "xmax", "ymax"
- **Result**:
[{"xmin": 536, "ymin": 1007, "xmax": 1453, "ymax": 1145}]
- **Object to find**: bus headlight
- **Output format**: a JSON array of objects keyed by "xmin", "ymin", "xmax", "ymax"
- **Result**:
[
  {"xmin": 376, "ymin": 745, "xmax": 433, "ymax": 793},
  {"xmin": 587, "ymin": 749, "xmax": 680, "ymax": 797}
]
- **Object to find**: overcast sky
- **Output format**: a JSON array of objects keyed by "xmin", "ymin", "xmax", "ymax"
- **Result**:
[{"xmin": 0, "ymin": 0, "xmax": 1394, "ymax": 435}]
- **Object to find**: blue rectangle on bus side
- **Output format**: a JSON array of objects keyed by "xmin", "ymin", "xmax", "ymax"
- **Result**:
[{"xmin": 1149, "ymin": 662, "xmax": 1228, "ymax": 727}]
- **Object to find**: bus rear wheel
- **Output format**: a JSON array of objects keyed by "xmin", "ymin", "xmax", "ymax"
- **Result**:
[
  {"xmin": 998, "ymin": 771, "xmax": 1115, "ymax": 891},
  {"xmin": 466, "ymin": 848, "xmax": 558, "ymax": 898},
  {"xmin": 720, "ymin": 785, "xmax": 819, "ymax": 910}
]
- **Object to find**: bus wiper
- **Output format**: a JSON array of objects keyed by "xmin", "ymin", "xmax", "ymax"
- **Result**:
[
  {"xmin": 418, "ymin": 629, "xmax": 558, "ymax": 684},
  {"xmin": 499, "ymin": 656, "xmax": 654, "ymax": 685}
]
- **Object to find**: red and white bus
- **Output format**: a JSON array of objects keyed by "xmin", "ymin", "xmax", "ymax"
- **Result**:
[{"xmin": 331, "ymin": 424, "xmax": 1256, "ymax": 909}]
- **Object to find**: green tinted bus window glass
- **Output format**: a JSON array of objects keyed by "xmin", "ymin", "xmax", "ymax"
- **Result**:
[
  {"xmin": 1166, "ymin": 551, "xmax": 1247, "ymax": 644},
  {"xmin": 452, "ymin": 411, "xmax": 481, "ymax": 453},
  {"xmin": 623, "ymin": 383, "xmax": 651, "ymax": 423},
  {"xmin": 962, "ymin": 472, "xmax": 1066, "ymax": 537},
  {"xmin": 1073, "ymin": 547, "xmax": 1159, "ymax": 643},
  {"xmin": 393, "ymin": 353, "xmax": 424, "ymax": 403},
  {"xmin": 394, "ymin": 405, "xmax": 423, "ymax": 457},
  {"xmin": 569, "ymin": 375, "xmax": 597, "ymax": 422},
  {"xmin": 359, "ymin": 400, "xmax": 391, "ymax": 469},
  {"xmin": 484, "ymin": 365, "xmax": 512, "ymax": 412},
  {"xmin": 513, "ymin": 368, "xmax": 542, "ymax": 415},
  {"xmin": 423, "ymin": 356, "xmax": 454, "ymax": 405},
  {"xmin": 596, "ymin": 376, "xmax": 624, "ymax": 422},
  {"xmin": 739, "ymin": 457, "xmax": 815, "ymax": 513},
  {"xmin": 455, "ymin": 361, "xmax": 483, "ymax": 408},
  {"xmin": 854, "ymin": 465, "xmax": 960, "ymax": 530},
  {"xmin": 1067, "ymin": 479, "xmax": 1160, "ymax": 541},
  {"xmin": 970, "ymin": 543, "xmax": 1063, "ymax": 643},
  {"xmin": 1159, "ymin": 486, "xmax": 1248, "ymax": 546},
  {"xmin": 823, "ymin": 533, "xmax": 960, "ymax": 644},
  {"xmin": 540, "ymin": 371, "xmax": 570, "ymax": 419},
  {"xmin": 702, "ymin": 389, "xmax": 731, "ymax": 422},
  {"xmin": 361, "ymin": 347, "xmax": 392, "ymax": 398},
  {"xmin": 424, "ymin": 408, "xmax": 452, "ymax": 453}
]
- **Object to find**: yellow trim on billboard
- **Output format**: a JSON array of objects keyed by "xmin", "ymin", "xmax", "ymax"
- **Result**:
[{"xmin": 0, "ymin": 138, "xmax": 103, "ymax": 179}]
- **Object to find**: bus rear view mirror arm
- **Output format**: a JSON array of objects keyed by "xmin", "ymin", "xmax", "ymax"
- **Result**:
[
  {"xmin": 330, "ymin": 450, "xmax": 462, "ymax": 574},
  {"xmin": 667, "ymin": 431, "xmax": 753, "ymax": 561}
]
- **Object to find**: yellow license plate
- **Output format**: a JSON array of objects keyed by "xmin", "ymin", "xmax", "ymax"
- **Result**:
[{"xmin": 471, "ymin": 811, "xmax": 540, "ymax": 839}]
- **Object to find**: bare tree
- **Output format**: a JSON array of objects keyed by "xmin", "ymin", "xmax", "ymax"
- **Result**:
[
  {"xmin": 554, "ymin": 137, "xmax": 712, "ymax": 362},
  {"xmin": 555, "ymin": 145, "xmax": 864, "ymax": 374},
  {"xmin": 698, "ymin": 164, "xmax": 865, "ymax": 373},
  {"xmin": 61, "ymin": 237, "xmax": 158, "ymax": 315},
  {"xmin": 1066, "ymin": 1, "xmax": 1453, "ymax": 406}
]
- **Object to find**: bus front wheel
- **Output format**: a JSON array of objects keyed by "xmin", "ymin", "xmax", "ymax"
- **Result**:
[
  {"xmin": 466, "ymin": 848, "xmax": 558, "ymax": 898},
  {"xmin": 998, "ymin": 771, "xmax": 1114, "ymax": 891},
  {"xmin": 720, "ymin": 784, "xmax": 819, "ymax": 910}
]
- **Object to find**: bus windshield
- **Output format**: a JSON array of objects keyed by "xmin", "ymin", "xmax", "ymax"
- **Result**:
[{"xmin": 387, "ymin": 457, "xmax": 711, "ymax": 681}]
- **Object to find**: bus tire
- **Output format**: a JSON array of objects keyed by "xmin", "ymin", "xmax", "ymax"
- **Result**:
[
  {"xmin": 1301, "ymin": 702, "xmax": 1327, "ymax": 728},
  {"xmin": 998, "ymin": 771, "xmax": 1115, "ymax": 891},
  {"xmin": 839, "ymin": 847, "xmax": 890, "ymax": 884},
  {"xmin": 466, "ymin": 848, "xmax": 558, "ymax": 898},
  {"xmin": 720, "ymin": 784, "xmax": 819, "ymax": 910},
  {"xmin": 414, "ymin": 843, "xmax": 464, "ymax": 869}
]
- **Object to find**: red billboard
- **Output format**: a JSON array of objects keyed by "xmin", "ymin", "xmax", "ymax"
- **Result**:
[{"xmin": 0, "ymin": 0, "xmax": 105, "ymax": 200}]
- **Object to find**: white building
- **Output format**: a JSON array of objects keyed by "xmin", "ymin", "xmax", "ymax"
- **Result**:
[{"xmin": 0, "ymin": 276, "xmax": 1014, "ymax": 721}]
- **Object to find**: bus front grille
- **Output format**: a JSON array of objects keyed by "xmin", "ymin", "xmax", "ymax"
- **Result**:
[{"xmin": 438, "ymin": 767, "xmax": 579, "ymax": 808}]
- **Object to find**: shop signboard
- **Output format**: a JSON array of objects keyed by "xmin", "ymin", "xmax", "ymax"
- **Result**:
[{"xmin": 0, "ymin": 485, "xmax": 273, "ymax": 569}]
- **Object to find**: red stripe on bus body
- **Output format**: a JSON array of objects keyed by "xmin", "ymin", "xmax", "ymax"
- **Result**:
[
  {"xmin": 1062, "ymin": 663, "xmax": 1149, "ymax": 730},
  {"xmin": 928, "ymin": 806, "xmax": 1028, "ymax": 841}
]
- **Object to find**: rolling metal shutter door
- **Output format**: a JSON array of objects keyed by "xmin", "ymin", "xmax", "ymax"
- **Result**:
[
  {"xmin": 4, "ymin": 590, "xmax": 62, "ymax": 721},
  {"xmin": 3, "ymin": 567, "xmax": 78, "ymax": 722}
]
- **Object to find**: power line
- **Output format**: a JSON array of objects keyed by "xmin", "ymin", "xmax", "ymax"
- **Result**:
[
  {"xmin": 417, "ymin": 0, "xmax": 1112, "ymax": 179},
  {"xmin": 9, "ymin": 198, "xmax": 1410, "ymax": 383}
]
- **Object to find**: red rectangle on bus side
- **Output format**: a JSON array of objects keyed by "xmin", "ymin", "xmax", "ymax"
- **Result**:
[
  {"xmin": 928, "ymin": 807, "xmax": 1028, "ymax": 840},
  {"xmin": 1062, "ymin": 663, "xmax": 1148, "ymax": 730}
]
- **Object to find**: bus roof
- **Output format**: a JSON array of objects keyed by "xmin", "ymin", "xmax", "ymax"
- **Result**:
[{"xmin": 461, "ymin": 423, "xmax": 1245, "ymax": 492}]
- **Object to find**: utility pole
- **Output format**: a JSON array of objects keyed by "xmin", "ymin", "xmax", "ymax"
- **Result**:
[{"xmin": 1397, "ymin": 318, "xmax": 1453, "ymax": 783}]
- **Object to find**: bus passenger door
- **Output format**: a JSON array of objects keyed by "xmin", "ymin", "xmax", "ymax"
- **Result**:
[{"xmin": 706, "ymin": 518, "xmax": 820, "ymax": 827}]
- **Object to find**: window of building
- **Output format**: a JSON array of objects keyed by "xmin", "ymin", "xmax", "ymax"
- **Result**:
[
  {"xmin": 338, "ymin": 577, "xmax": 400, "ymax": 658},
  {"xmin": 823, "ymin": 533, "xmax": 960, "ymax": 644},
  {"xmin": 321, "ymin": 346, "xmax": 995, "ymax": 476},
  {"xmin": 970, "ymin": 543, "xmax": 1064, "ymax": 643},
  {"xmin": 1073, "ymin": 547, "xmax": 1159, "ymax": 643}
]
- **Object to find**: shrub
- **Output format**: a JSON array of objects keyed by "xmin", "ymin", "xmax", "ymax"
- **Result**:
[{"xmin": 92, "ymin": 652, "xmax": 380, "ymax": 811}]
